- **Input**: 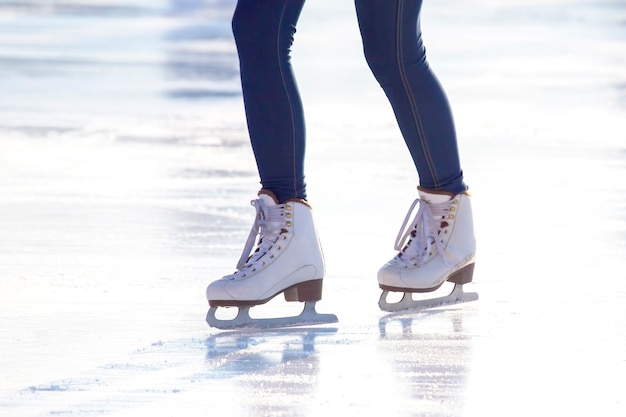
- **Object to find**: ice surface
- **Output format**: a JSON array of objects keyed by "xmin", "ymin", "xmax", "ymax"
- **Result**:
[{"xmin": 1, "ymin": 0, "xmax": 625, "ymax": 416}]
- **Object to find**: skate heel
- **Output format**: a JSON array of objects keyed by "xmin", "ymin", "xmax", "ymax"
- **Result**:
[
  {"xmin": 284, "ymin": 279, "xmax": 323, "ymax": 302},
  {"xmin": 447, "ymin": 263, "xmax": 475, "ymax": 285}
]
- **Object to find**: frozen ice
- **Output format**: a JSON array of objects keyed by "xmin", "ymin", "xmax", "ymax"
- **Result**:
[{"xmin": 1, "ymin": 0, "xmax": 625, "ymax": 416}]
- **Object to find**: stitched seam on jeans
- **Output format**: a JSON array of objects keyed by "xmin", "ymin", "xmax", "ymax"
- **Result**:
[
  {"xmin": 395, "ymin": 0, "xmax": 440, "ymax": 188},
  {"xmin": 277, "ymin": 1, "xmax": 298, "ymax": 200}
]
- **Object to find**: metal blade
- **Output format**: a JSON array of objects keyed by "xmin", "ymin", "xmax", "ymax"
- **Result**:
[
  {"xmin": 378, "ymin": 284, "xmax": 478, "ymax": 312},
  {"xmin": 207, "ymin": 301, "xmax": 338, "ymax": 330}
]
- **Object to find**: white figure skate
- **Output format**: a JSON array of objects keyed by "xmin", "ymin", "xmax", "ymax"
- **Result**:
[
  {"xmin": 378, "ymin": 187, "xmax": 478, "ymax": 312},
  {"xmin": 206, "ymin": 190, "xmax": 337, "ymax": 330}
]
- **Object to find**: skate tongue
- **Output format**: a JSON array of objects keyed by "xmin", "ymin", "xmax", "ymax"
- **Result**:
[
  {"xmin": 258, "ymin": 194, "xmax": 278, "ymax": 208},
  {"xmin": 418, "ymin": 189, "xmax": 453, "ymax": 204},
  {"xmin": 257, "ymin": 190, "xmax": 280, "ymax": 205}
]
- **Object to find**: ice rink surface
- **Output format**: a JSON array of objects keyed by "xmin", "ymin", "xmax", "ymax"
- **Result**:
[{"xmin": 1, "ymin": 0, "xmax": 625, "ymax": 416}]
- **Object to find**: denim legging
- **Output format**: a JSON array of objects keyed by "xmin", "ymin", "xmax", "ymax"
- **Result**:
[{"xmin": 232, "ymin": 0, "xmax": 466, "ymax": 202}]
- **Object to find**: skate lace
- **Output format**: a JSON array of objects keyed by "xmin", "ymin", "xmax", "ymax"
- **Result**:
[
  {"xmin": 235, "ymin": 198, "xmax": 288, "ymax": 274},
  {"xmin": 393, "ymin": 197, "xmax": 452, "ymax": 268}
]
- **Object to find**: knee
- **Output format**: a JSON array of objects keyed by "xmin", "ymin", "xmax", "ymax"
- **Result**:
[
  {"xmin": 231, "ymin": 5, "xmax": 290, "ymax": 64},
  {"xmin": 361, "ymin": 35, "xmax": 430, "ymax": 89},
  {"xmin": 361, "ymin": 34, "xmax": 399, "ymax": 86}
]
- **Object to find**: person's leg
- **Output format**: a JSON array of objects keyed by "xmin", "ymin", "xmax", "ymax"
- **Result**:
[
  {"xmin": 355, "ymin": 0, "xmax": 466, "ymax": 194},
  {"xmin": 206, "ymin": 0, "xmax": 332, "ymax": 327},
  {"xmin": 232, "ymin": 0, "xmax": 307, "ymax": 202},
  {"xmin": 355, "ymin": 0, "xmax": 476, "ymax": 303}
]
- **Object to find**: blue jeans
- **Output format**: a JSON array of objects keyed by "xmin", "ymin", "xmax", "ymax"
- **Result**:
[{"xmin": 232, "ymin": 0, "xmax": 466, "ymax": 203}]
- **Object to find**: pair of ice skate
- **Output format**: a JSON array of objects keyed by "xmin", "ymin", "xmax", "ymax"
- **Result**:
[{"xmin": 206, "ymin": 187, "xmax": 477, "ymax": 330}]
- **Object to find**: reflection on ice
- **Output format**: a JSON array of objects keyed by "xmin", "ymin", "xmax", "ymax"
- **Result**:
[
  {"xmin": 378, "ymin": 309, "xmax": 474, "ymax": 415},
  {"xmin": 205, "ymin": 329, "xmax": 336, "ymax": 416}
]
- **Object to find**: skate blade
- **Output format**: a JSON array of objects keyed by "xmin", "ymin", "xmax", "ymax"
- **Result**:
[
  {"xmin": 378, "ymin": 283, "xmax": 478, "ymax": 313},
  {"xmin": 206, "ymin": 301, "xmax": 338, "ymax": 331}
]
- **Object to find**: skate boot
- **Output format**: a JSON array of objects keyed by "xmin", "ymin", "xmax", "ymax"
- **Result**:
[
  {"xmin": 378, "ymin": 187, "xmax": 478, "ymax": 312},
  {"xmin": 206, "ymin": 190, "xmax": 337, "ymax": 329}
]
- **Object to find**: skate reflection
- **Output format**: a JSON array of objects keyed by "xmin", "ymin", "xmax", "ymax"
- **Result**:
[
  {"xmin": 378, "ymin": 307, "xmax": 470, "ymax": 336},
  {"xmin": 204, "ymin": 328, "xmax": 336, "ymax": 415},
  {"xmin": 205, "ymin": 327, "xmax": 336, "ymax": 357},
  {"xmin": 378, "ymin": 308, "xmax": 475, "ymax": 415}
]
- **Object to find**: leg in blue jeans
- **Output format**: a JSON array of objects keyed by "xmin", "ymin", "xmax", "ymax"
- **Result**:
[
  {"xmin": 356, "ymin": 0, "xmax": 475, "ymax": 308},
  {"xmin": 232, "ymin": 0, "xmax": 307, "ymax": 203},
  {"xmin": 355, "ymin": 0, "xmax": 466, "ymax": 194}
]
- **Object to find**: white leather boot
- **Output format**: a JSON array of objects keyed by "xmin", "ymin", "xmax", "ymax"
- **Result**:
[
  {"xmin": 378, "ymin": 187, "xmax": 476, "ymax": 293},
  {"xmin": 207, "ymin": 190, "xmax": 326, "ymax": 307}
]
